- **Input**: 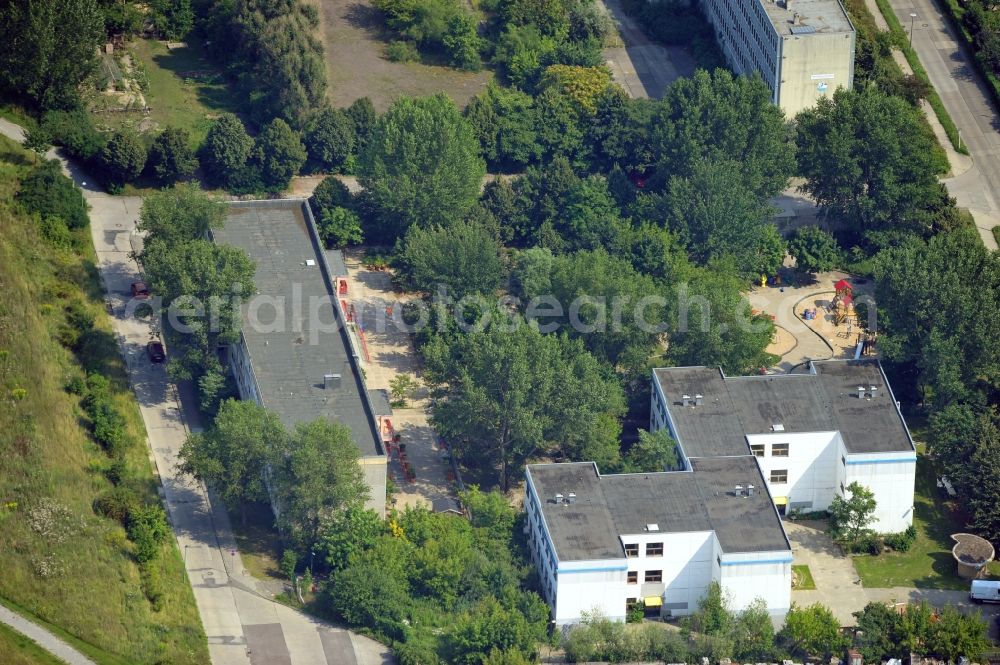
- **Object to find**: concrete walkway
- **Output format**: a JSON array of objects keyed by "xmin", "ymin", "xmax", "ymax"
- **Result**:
[
  {"xmin": 0, "ymin": 604, "xmax": 96, "ymax": 665},
  {"xmin": 786, "ymin": 521, "xmax": 1000, "ymax": 631},
  {"xmin": 0, "ymin": 118, "xmax": 393, "ymax": 665},
  {"xmin": 342, "ymin": 252, "xmax": 459, "ymax": 512}
]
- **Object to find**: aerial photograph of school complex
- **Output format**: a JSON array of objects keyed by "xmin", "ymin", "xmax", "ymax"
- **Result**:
[{"xmin": 1, "ymin": 0, "xmax": 999, "ymax": 662}]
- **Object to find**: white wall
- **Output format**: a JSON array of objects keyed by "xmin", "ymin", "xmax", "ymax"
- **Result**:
[
  {"xmin": 845, "ymin": 452, "xmax": 916, "ymax": 532},
  {"xmin": 718, "ymin": 549, "xmax": 792, "ymax": 618},
  {"xmin": 555, "ymin": 560, "xmax": 629, "ymax": 624},
  {"xmin": 748, "ymin": 431, "xmax": 841, "ymax": 512},
  {"xmin": 622, "ymin": 530, "xmax": 715, "ymax": 617}
]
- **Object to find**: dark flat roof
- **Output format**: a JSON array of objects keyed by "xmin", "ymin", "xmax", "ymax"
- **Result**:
[
  {"xmin": 213, "ymin": 200, "xmax": 383, "ymax": 458},
  {"xmin": 654, "ymin": 360, "xmax": 913, "ymax": 456},
  {"xmin": 527, "ymin": 457, "xmax": 789, "ymax": 561}
]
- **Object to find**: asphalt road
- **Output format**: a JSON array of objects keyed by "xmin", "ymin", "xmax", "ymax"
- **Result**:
[{"xmin": 887, "ymin": 0, "xmax": 1000, "ymax": 247}]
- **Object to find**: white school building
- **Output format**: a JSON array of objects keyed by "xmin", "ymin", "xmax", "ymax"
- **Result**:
[{"xmin": 525, "ymin": 359, "xmax": 915, "ymax": 626}]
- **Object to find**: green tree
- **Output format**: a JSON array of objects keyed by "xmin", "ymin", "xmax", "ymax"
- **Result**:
[
  {"xmin": 651, "ymin": 69, "xmax": 793, "ymax": 201},
  {"xmin": 396, "ymin": 220, "xmax": 503, "ymax": 299},
  {"xmin": 40, "ymin": 108, "xmax": 104, "ymax": 160},
  {"xmin": 200, "ymin": 113, "xmax": 254, "ymax": 189},
  {"xmin": 967, "ymin": 417, "xmax": 1000, "ymax": 542},
  {"xmin": 358, "ymin": 94, "xmax": 485, "ymax": 240},
  {"xmin": 149, "ymin": 0, "xmax": 194, "ymax": 39},
  {"xmin": 309, "ymin": 176, "xmax": 352, "ymax": 217},
  {"xmin": 346, "ymin": 97, "xmax": 378, "ymax": 154},
  {"xmin": 304, "ymin": 107, "xmax": 356, "ymax": 172},
  {"xmin": 423, "ymin": 321, "xmax": 625, "ymax": 490},
  {"xmin": 16, "ymin": 159, "xmax": 89, "ymax": 230},
  {"xmin": 661, "ymin": 159, "xmax": 784, "ymax": 277},
  {"xmin": 464, "ymin": 83, "xmax": 540, "ymax": 169},
  {"xmin": 829, "ymin": 481, "xmax": 877, "ymax": 543},
  {"xmin": 177, "ymin": 399, "xmax": 285, "ymax": 521},
  {"xmin": 0, "ymin": 0, "xmax": 104, "ymax": 110},
  {"xmin": 689, "ymin": 581, "xmax": 734, "ymax": 637},
  {"xmin": 136, "ymin": 183, "xmax": 226, "ymax": 245},
  {"xmin": 853, "ymin": 602, "xmax": 907, "ymax": 663},
  {"xmin": 319, "ymin": 506, "xmax": 386, "ymax": 572},
  {"xmin": 796, "ymin": 86, "xmax": 952, "ymax": 246},
  {"xmin": 443, "ymin": 597, "xmax": 536, "ymax": 665},
  {"xmin": 273, "ymin": 419, "xmax": 369, "ymax": 551},
  {"xmin": 253, "ymin": 118, "xmax": 307, "ymax": 189},
  {"xmin": 319, "ymin": 207, "xmax": 364, "ymax": 248},
  {"xmin": 777, "ymin": 603, "xmax": 848, "ymax": 658},
  {"xmin": 733, "ymin": 598, "xmax": 775, "ymax": 662},
  {"xmin": 325, "ymin": 562, "xmax": 410, "ymax": 640},
  {"xmin": 588, "ymin": 88, "xmax": 655, "ymax": 173},
  {"xmin": 100, "ymin": 129, "xmax": 147, "ymax": 186},
  {"xmin": 147, "ymin": 126, "xmax": 198, "ymax": 184},
  {"xmin": 926, "ymin": 605, "xmax": 991, "ymax": 661},
  {"xmin": 788, "ymin": 225, "xmax": 841, "ymax": 274},
  {"xmin": 622, "ymin": 429, "xmax": 679, "ymax": 472},
  {"xmin": 22, "ymin": 126, "xmax": 50, "ymax": 158}
]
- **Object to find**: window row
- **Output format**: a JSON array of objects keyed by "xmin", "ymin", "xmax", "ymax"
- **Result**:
[
  {"xmin": 750, "ymin": 442, "xmax": 788, "ymax": 457},
  {"xmin": 624, "ymin": 542, "xmax": 664, "ymax": 557},
  {"xmin": 627, "ymin": 570, "xmax": 663, "ymax": 584}
]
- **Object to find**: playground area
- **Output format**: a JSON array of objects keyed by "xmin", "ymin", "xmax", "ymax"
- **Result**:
[{"xmin": 750, "ymin": 271, "xmax": 878, "ymax": 372}]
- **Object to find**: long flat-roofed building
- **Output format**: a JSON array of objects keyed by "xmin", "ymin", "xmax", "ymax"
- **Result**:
[
  {"xmin": 212, "ymin": 199, "xmax": 386, "ymax": 516},
  {"xmin": 702, "ymin": 0, "xmax": 856, "ymax": 116}
]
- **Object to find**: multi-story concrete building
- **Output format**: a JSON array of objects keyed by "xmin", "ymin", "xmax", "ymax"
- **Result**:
[
  {"xmin": 213, "ymin": 199, "xmax": 387, "ymax": 517},
  {"xmin": 652, "ymin": 359, "xmax": 916, "ymax": 532},
  {"xmin": 525, "ymin": 458, "xmax": 792, "ymax": 625},
  {"xmin": 525, "ymin": 359, "xmax": 914, "ymax": 626},
  {"xmin": 702, "ymin": 0, "xmax": 856, "ymax": 116}
]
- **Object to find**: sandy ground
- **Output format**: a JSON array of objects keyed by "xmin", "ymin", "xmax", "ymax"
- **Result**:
[{"xmin": 312, "ymin": 0, "xmax": 492, "ymax": 111}]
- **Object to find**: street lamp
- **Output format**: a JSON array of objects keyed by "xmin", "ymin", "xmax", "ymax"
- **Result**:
[{"xmin": 909, "ymin": 13, "xmax": 917, "ymax": 47}]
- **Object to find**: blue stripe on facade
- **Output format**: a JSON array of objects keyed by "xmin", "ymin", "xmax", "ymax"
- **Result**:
[
  {"xmin": 846, "ymin": 457, "xmax": 916, "ymax": 466},
  {"xmin": 557, "ymin": 566, "xmax": 628, "ymax": 574},
  {"xmin": 720, "ymin": 557, "xmax": 793, "ymax": 566}
]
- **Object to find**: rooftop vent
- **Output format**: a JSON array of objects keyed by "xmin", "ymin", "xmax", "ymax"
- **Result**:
[
  {"xmin": 554, "ymin": 493, "xmax": 563, "ymax": 504},
  {"xmin": 324, "ymin": 373, "xmax": 342, "ymax": 389},
  {"xmin": 681, "ymin": 394, "xmax": 691, "ymax": 407},
  {"xmin": 567, "ymin": 492, "xmax": 577, "ymax": 504},
  {"xmin": 305, "ymin": 259, "xmax": 316, "ymax": 267},
  {"xmin": 747, "ymin": 484, "xmax": 755, "ymax": 497},
  {"xmin": 694, "ymin": 394, "xmax": 704, "ymax": 406},
  {"xmin": 734, "ymin": 484, "xmax": 744, "ymax": 497},
  {"xmin": 645, "ymin": 523, "xmax": 660, "ymax": 532},
  {"xmin": 772, "ymin": 423, "xmax": 785, "ymax": 432}
]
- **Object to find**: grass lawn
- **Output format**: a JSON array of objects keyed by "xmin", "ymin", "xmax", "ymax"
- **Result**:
[
  {"xmin": 126, "ymin": 39, "xmax": 240, "ymax": 145},
  {"xmin": 0, "ymin": 135, "xmax": 207, "ymax": 664},
  {"xmin": 228, "ymin": 501, "xmax": 284, "ymax": 582},
  {"xmin": 0, "ymin": 621, "xmax": 66, "ymax": 665},
  {"xmin": 793, "ymin": 565, "xmax": 817, "ymax": 590},
  {"xmin": 854, "ymin": 457, "xmax": 969, "ymax": 590}
]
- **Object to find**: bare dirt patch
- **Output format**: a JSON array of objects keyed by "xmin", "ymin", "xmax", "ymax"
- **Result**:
[{"xmin": 313, "ymin": 0, "xmax": 493, "ymax": 110}]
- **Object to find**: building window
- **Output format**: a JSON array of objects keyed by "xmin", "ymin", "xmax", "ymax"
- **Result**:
[
  {"xmin": 842, "ymin": 455, "xmax": 847, "ymax": 466},
  {"xmin": 750, "ymin": 443, "xmax": 765, "ymax": 457},
  {"xmin": 627, "ymin": 571, "xmax": 638, "ymax": 584},
  {"xmin": 772, "ymin": 443, "xmax": 789, "ymax": 457},
  {"xmin": 646, "ymin": 542, "xmax": 664, "ymax": 556},
  {"xmin": 770, "ymin": 469, "xmax": 788, "ymax": 484},
  {"xmin": 645, "ymin": 570, "xmax": 662, "ymax": 583},
  {"xmin": 624, "ymin": 543, "xmax": 639, "ymax": 557}
]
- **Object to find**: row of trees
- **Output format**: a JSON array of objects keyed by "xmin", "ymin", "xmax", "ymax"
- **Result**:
[{"xmin": 178, "ymin": 399, "xmax": 368, "ymax": 553}]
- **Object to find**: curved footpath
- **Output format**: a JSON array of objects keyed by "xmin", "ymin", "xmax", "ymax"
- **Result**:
[
  {"xmin": 0, "ymin": 604, "xmax": 96, "ymax": 665},
  {"xmin": 0, "ymin": 118, "xmax": 393, "ymax": 665}
]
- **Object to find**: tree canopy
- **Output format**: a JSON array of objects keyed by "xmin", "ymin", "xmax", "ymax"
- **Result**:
[
  {"xmin": 358, "ymin": 95, "xmax": 486, "ymax": 240},
  {"xmin": 396, "ymin": 220, "xmax": 503, "ymax": 300}
]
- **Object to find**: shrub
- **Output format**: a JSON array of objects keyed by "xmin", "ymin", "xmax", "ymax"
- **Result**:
[
  {"xmin": 387, "ymin": 40, "xmax": 420, "ymax": 62},
  {"xmin": 884, "ymin": 525, "xmax": 917, "ymax": 552},
  {"xmin": 94, "ymin": 485, "xmax": 141, "ymax": 524},
  {"xmin": 140, "ymin": 563, "xmax": 165, "ymax": 611},
  {"xmin": 127, "ymin": 504, "xmax": 171, "ymax": 563},
  {"xmin": 147, "ymin": 126, "xmax": 198, "ymax": 183},
  {"xmin": 99, "ymin": 129, "xmax": 147, "ymax": 186},
  {"xmin": 41, "ymin": 109, "xmax": 104, "ymax": 160},
  {"xmin": 850, "ymin": 534, "xmax": 884, "ymax": 555},
  {"xmin": 16, "ymin": 159, "xmax": 89, "ymax": 230}
]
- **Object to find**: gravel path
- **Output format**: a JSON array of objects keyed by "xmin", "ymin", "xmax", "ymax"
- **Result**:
[{"xmin": 0, "ymin": 604, "xmax": 96, "ymax": 665}]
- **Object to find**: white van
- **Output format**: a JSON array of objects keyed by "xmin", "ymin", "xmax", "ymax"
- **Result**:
[{"xmin": 969, "ymin": 580, "xmax": 1000, "ymax": 603}]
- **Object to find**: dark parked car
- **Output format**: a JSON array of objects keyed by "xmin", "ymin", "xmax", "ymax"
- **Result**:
[
  {"xmin": 146, "ymin": 341, "xmax": 165, "ymax": 363},
  {"xmin": 131, "ymin": 282, "xmax": 150, "ymax": 298}
]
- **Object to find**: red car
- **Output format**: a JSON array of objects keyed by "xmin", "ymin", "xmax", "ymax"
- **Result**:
[
  {"xmin": 146, "ymin": 341, "xmax": 165, "ymax": 363},
  {"xmin": 131, "ymin": 282, "xmax": 150, "ymax": 299}
]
